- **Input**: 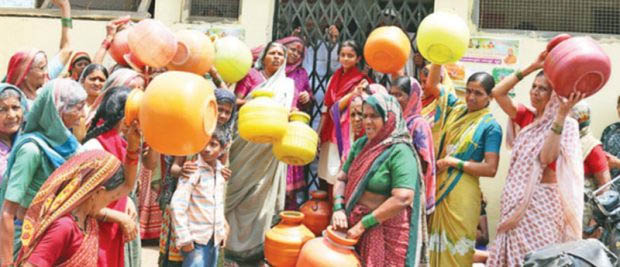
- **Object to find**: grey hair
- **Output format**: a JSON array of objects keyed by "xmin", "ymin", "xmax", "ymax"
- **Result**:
[
  {"xmin": 56, "ymin": 79, "xmax": 87, "ymax": 113},
  {"xmin": 0, "ymin": 89, "xmax": 21, "ymax": 101}
]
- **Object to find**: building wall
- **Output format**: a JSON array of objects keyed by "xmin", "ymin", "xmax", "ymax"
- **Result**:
[
  {"xmin": 0, "ymin": 0, "xmax": 275, "ymax": 75},
  {"xmin": 435, "ymin": 0, "xmax": 620, "ymax": 241}
]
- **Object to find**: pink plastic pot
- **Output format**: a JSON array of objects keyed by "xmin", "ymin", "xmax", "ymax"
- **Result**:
[
  {"xmin": 128, "ymin": 19, "xmax": 177, "ymax": 68},
  {"xmin": 544, "ymin": 36, "xmax": 611, "ymax": 98}
]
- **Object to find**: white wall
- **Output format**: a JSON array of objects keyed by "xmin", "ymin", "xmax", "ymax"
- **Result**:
[
  {"xmin": 0, "ymin": 0, "xmax": 275, "ymax": 75},
  {"xmin": 435, "ymin": 0, "xmax": 620, "ymax": 241}
]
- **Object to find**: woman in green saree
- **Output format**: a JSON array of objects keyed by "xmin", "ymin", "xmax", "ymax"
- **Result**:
[
  {"xmin": 331, "ymin": 93, "xmax": 425, "ymax": 266},
  {"xmin": 423, "ymin": 66, "xmax": 503, "ymax": 267}
]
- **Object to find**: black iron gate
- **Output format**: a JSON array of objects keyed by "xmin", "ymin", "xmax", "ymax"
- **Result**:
[{"xmin": 272, "ymin": 0, "xmax": 434, "ymax": 196}]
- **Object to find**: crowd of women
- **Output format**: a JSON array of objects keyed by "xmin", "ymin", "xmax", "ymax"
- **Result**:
[{"xmin": 0, "ymin": 1, "xmax": 619, "ymax": 266}]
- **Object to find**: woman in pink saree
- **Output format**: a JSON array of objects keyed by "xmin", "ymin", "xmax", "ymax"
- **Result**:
[{"xmin": 488, "ymin": 51, "xmax": 584, "ymax": 266}]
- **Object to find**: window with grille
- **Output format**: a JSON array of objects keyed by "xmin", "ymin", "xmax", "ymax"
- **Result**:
[
  {"xmin": 0, "ymin": 0, "xmax": 152, "ymax": 19},
  {"xmin": 189, "ymin": 0, "xmax": 241, "ymax": 19},
  {"xmin": 479, "ymin": 0, "xmax": 620, "ymax": 35}
]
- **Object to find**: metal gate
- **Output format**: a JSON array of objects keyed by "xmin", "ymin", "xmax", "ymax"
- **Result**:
[{"xmin": 272, "ymin": 0, "xmax": 434, "ymax": 195}]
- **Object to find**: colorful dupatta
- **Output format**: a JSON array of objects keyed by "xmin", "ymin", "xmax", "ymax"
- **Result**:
[
  {"xmin": 4, "ymin": 49, "xmax": 44, "ymax": 88},
  {"xmin": 488, "ymin": 94, "xmax": 583, "ymax": 266},
  {"xmin": 429, "ymin": 94, "xmax": 498, "ymax": 267},
  {"xmin": 403, "ymin": 78, "xmax": 436, "ymax": 214},
  {"xmin": 17, "ymin": 150, "xmax": 121, "ymax": 266}
]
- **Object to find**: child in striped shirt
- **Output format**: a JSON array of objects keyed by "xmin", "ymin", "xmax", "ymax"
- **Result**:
[{"xmin": 171, "ymin": 127, "xmax": 230, "ymax": 267}]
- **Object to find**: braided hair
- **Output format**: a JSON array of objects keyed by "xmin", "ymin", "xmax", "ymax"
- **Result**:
[{"xmin": 83, "ymin": 86, "xmax": 131, "ymax": 142}]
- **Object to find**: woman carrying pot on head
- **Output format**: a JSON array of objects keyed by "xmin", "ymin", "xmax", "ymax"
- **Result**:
[
  {"xmin": 423, "ymin": 65, "xmax": 502, "ymax": 267},
  {"xmin": 487, "ymin": 51, "xmax": 584, "ymax": 266},
  {"xmin": 3, "ymin": 0, "xmax": 74, "ymax": 107}
]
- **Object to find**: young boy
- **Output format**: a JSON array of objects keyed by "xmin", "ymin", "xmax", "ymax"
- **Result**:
[{"xmin": 171, "ymin": 127, "xmax": 230, "ymax": 267}]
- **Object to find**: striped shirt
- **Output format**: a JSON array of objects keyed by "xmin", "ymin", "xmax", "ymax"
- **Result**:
[{"xmin": 170, "ymin": 156, "xmax": 227, "ymax": 248}]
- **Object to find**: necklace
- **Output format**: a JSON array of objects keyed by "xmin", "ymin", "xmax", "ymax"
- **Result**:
[{"xmin": 71, "ymin": 211, "xmax": 87, "ymax": 233}]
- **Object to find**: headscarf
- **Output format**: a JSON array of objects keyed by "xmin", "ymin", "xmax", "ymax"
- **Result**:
[
  {"xmin": 215, "ymin": 88, "xmax": 238, "ymax": 142},
  {"xmin": 497, "ymin": 93, "xmax": 583, "ymax": 241},
  {"xmin": 345, "ymin": 84, "xmax": 388, "ymax": 150},
  {"xmin": 17, "ymin": 150, "xmax": 122, "ymax": 265},
  {"xmin": 570, "ymin": 101, "xmax": 601, "ymax": 159},
  {"xmin": 4, "ymin": 49, "xmax": 45, "ymax": 88},
  {"xmin": 68, "ymin": 51, "xmax": 91, "ymax": 80},
  {"xmin": 344, "ymin": 93, "xmax": 412, "ymax": 210},
  {"xmin": 2, "ymin": 79, "xmax": 85, "ymax": 189},
  {"xmin": 277, "ymin": 36, "xmax": 306, "ymax": 75},
  {"xmin": 253, "ymin": 42, "xmax": 287, "ymax": 70},
  {"xmin": 87, "ymin": 68, "xmax": 143, "ymax": 123},
  {"xmin": 403, "ymin": 77, "xmax": 436, "ymax": 213},
  {"xmin": 0, "ymin": 83, "xmax": 29, "ymax": 123}
]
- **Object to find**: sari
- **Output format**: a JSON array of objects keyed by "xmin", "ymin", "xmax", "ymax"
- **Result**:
[
  {"xmin": 428, "ymin": 90, "xmax": 502, "ymax": 267},
  {"xmin": 0, "ymin": 84, "xmax": 28, "ymax": 185},
  {"xmin": 16, "ymin": 150, "xmax": 121, "ymax": 266},
  {"xmin": 342, "ymin": 93, "xmax": 424, "ymax": 266},
  {"xmin": 225, "ymin": 52, "xmax": 295, "ymax": 265},
  {"xmin": 278, "ymin": 37, "xmax": 312, "ymax": 208},
  {"xmin": 318, "ymin": 66, "xmax": 371, "ymax": 184},
  {"xmin": 420, "ymin": 69, "xmax": 457, "ymax": 150},
  {"xmin": 402, "ymin": 78, "xmax": 436, "ymax": 214},
  {"xmin": 487, "ymin": 94, "xmax": 583, "ymax": 266}
]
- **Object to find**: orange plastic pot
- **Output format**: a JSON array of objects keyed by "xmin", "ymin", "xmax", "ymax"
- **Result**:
[
  {"xmin": 133, "ymin": 71, "xmax": 218, "ymax": 155},
  {"xmin": 238, "ymin": 90, "xmax": 288, "ymax": 144},
  {"xmin": 273, "ymin": 111, "xmax": 318, "ymax": 166},
  {"xmin": 167, "ymin": 30, "xmax": 215, "ymax": 75},
  {"xmin": 364, "ymin": 26, "xmax": 411, "ymax": 74},
  {"xmin": 109, "ymin": 28, "xmax": 131, "ymax": 65},
  {"xmin": 265, "ymin": 211, "xmax": 315, "ymax": 267},
  {"xmin": 124, "ymin": 89, "xmax": 143, "ymax": 126},
  {"xmin": 299, "ymin": 191, "xmax": 332, "ymax": 236},
  {"xmin": 296, "ymin": 226, "xmax": 361, "ymax": 267},
  {"xmin": 128, "ymin": 19, "xmax": 178, "ymax": 68}
]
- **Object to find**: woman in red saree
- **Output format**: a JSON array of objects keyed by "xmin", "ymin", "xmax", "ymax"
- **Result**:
[
  {"xmin": 488, "ymin": 51, "xmax": 584, "ymax": 266},
  {"xmin": 16, "ymin": 133, "xmax": 140, "ymax": 266},
  {"xmin": 318, "ymin": 40, "xmax": 372, "ymax": 186},
  {"xmin": 79, "ymin": 86, "xmax": 138, "ymax": 267}
]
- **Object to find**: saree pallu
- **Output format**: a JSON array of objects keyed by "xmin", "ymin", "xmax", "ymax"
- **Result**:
[
  {"xmin": 486, "ymin": 184, "xmax": 564, "ymax": 267},
  {"xmin": 420, "ymin": 87, "xmax": 458, "ymax": 151},
  {"xmin": 137, "ymin": 163, "xmax": 163, "ymax": 239},
  {"xmin": 429, "ymin": 104, "xmax": 496, "ymax": 267},
  {"xmin": 159, "ymin": 207, "xmax": 183, "ymax": 267}
]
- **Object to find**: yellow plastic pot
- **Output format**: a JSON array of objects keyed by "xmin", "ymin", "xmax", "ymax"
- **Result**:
[
  {"xmin": 416, "ymin": 12, "xmax": 470, "ymax": 64},
  {"xmin": 273, "ymin": 112, "xmax": 318, "ymax": 166},
  {"xmin": 238, "ymin": 90, "xmax": 288, "ymax": 144},
  {"xmin": 214, "ymin": 36, "xmax": 253, "ymax": 84}
]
